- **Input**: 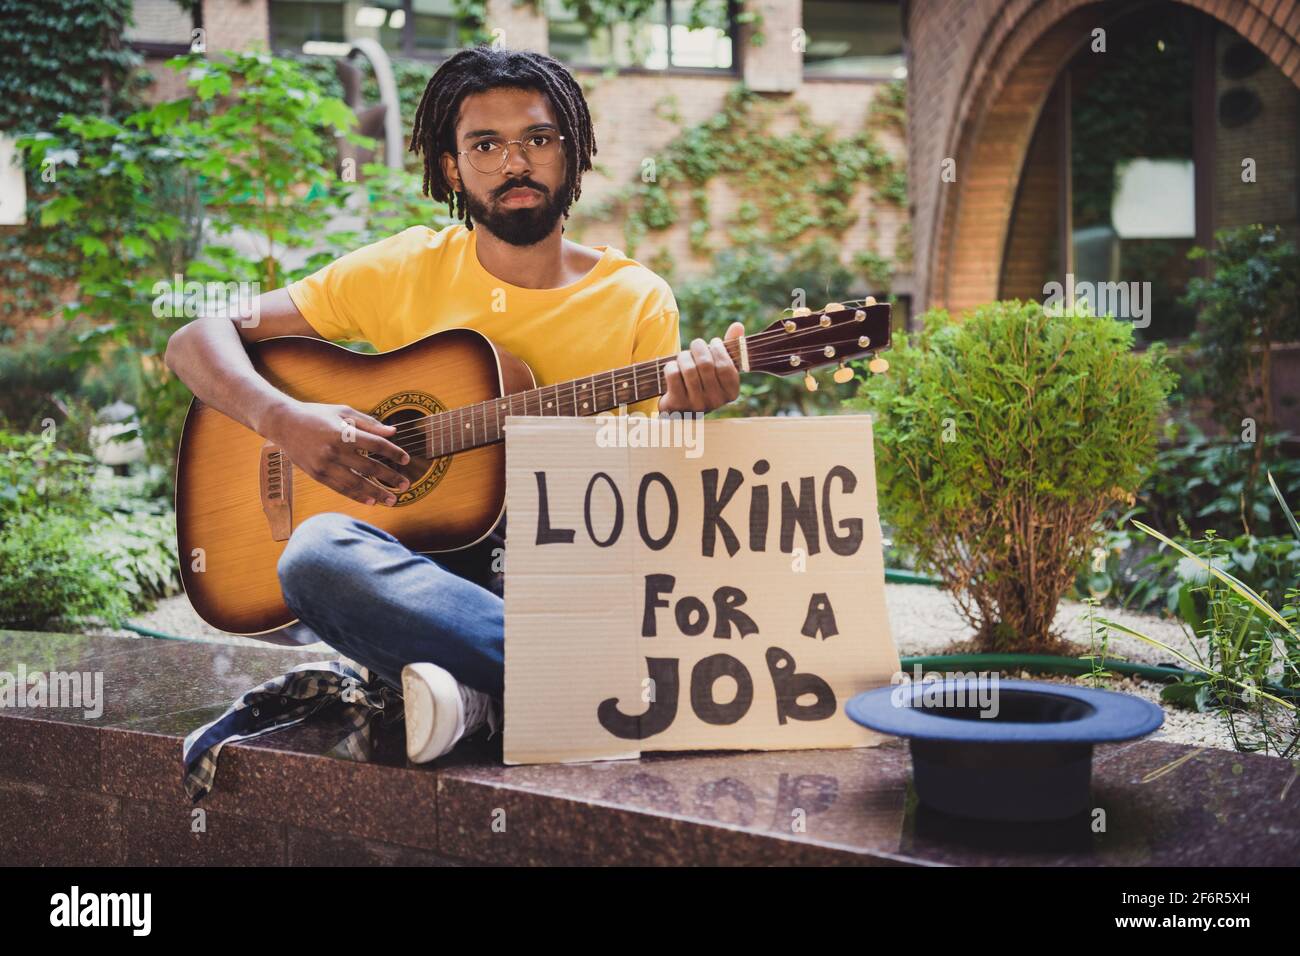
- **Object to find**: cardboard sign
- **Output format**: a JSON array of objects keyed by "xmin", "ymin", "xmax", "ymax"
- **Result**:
[{"xmin": 502, "ymin": 414, "xmax": 900, "ymax": 765}]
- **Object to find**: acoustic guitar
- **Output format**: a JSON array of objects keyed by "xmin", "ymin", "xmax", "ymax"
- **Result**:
[{"xmin": 175, "ymin": 299, "xmax": 892, "ymax": 636}]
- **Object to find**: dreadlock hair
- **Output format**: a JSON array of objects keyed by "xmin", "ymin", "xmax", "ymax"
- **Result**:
[{"xmin": 409, "ymin": 46, "xmax": 597, "ymax": 230}]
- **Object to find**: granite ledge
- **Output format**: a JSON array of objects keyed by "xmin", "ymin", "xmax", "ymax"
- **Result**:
[{"xmin": 2, "ymin": 631, "xmax": 1299, "ymax": 866}]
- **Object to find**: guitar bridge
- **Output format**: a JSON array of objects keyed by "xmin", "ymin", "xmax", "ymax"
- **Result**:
[{"xmin": 259, "ymin": 442, "xmax": 294, "ymax": 541}]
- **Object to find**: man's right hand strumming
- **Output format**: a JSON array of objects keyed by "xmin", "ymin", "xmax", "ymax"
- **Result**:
[
  {"xmin": 262, "ymin": 399, "xmax": 412, "ymax": 507},
  {"xmin": 164, "ymin": 286, "xmax": 411, "ymax": 508}
]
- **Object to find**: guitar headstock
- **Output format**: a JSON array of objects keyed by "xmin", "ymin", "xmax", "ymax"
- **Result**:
[{"xmin": 745, "ymin": 299, "xmax": 891, "ymax": 388}]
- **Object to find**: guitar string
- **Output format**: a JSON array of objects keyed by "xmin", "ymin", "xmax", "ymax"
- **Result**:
[
  {"xmin": 379, "ymin": 312, "xmax": 887, "ymax": 450},
  {"xmin": 374, "ymin": 331, "xmax": 883, "ymax": 462},
  {"xmin": 377, "ymin": 332, "xmax": 878, "ymax": 458},
  {"xmin": 378, "ymin": 302, "xmax": 883, "ymax": 436},
  {"xmin": 376, "ymin": 299, "xmax": 880, "ymax": 426}
]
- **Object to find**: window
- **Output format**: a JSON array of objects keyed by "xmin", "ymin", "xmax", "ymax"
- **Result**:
[
  {"xmin": 269, "ymin": 0, "xmax": 458, "ymax": 59},
  {"xmin": 547, "ymin": 0, "xmax": 735, "ymax": 72},
  {"xmin": 1069, "ymin": 5, "xmax": 1199, "ymax": 341},
  {"xmin": 802, "ymin": 0, "xmax": 904, "ymax": 79},
  {"xmin": 124, "ymin": 0, "xmax": 197, "ymax": 52}
]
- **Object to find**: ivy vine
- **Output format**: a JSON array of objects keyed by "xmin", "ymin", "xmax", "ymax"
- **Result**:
[
  {"xmin": 571, "ymin": 79, "xmax": 908, "ymax": 284},
  {"xmin": 0, "ymin": 0, "xmax": 145, "ymax": 135}
]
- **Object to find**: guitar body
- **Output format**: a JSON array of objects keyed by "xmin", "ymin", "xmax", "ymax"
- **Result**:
[{"xmin": 175, "ymin": 328, "xmax": 535, "ymax": 637}]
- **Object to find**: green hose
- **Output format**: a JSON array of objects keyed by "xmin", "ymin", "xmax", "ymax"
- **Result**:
[
  {"xmin": 900, "ymin": 653, "xmax": 1300, "ymax": 700},
  {"xmin": 884, "ymin": 568, "xmax": 943, "ymax": 586},
  {"xmin": 118, "ymin": 621, "xmax": 212, "ymax": 643},
  {"xmin": 900, "ymin": 653, "xmax": 1183, "ymax": 682}
]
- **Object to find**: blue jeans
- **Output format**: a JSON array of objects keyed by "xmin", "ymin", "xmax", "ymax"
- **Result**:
[{"xmin": 276, "ymin": 512, "xmax": 505, "ymax": 700}]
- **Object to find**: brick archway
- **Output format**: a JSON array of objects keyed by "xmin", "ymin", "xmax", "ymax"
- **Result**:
[{"xmin": 924, "ymin": 0, "xmax": 1300, "ymax": 314}]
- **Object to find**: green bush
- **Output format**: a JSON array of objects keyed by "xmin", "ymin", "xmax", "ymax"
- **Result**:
[
  {"xmin": 1100, "ymin": 527, "xmax": 1300, "ymax": 619},
  {"xmin": 0, "ymin": 429, "xmax": 99, "ymax": 518},
  {"xmin": 15, "ymin": 51, "xmax": 373, "ymax": 464},
  {"xmin": 0, "ymin": 430, "xmax": 179, "ymax": 628},
  {"xmin": 1103, "ymin": 479, "xmax": 1298, "ymax": 757},
  {"xmin": 847, "ymin": 300, "xmax": 1176, "ymax": 652},
  {"xmin": 0, "ymin": 509, "xmax": 133, "ymax": 630},
  {"xmin": 0, "ymin": 325, "xmax": 146, "ymax": 456},
  {"xmin": 1182, "ymin": 224, "xmax": 1300, "ymax": 439},
  {"xmin": 1078, "ymin": 423, "xmax": 1300, "ymax": 612},
  {"xmin": 1139, "ymin": 426, "xmax": 1300, "ymax": 539}
]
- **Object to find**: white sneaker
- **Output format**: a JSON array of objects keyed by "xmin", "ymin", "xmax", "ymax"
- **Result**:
[{"xmin": 401, "ymin": 662, "xmax": 501, "ymax": 763}]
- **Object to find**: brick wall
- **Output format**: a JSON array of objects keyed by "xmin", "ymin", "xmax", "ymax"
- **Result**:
[
  {"xmin": 1214, "ymin": 26, "xmax": 1300, "ymax": 232},
  {"xmin": 201, "ymin": 0, "xmax": 270, "ymax": 52},
  {"xmin": 999, "ymin": 87, "xmax": 1060, "ymax": 303},
  {"xmin": 487, "ymin": 0, "xmax": 548, "ymax": 53},
  {"xmin": 906, "ymin": 0, "xmax": 1300, "ymax": 313},
  {"xmin": 567, "ymin": 72, "xmax": 906, "ymax": 281}
]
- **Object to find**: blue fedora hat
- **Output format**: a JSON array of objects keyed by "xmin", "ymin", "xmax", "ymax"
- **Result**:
[{"xmin": 846, "ymin": 678, "xmax": 1163, "ymax": 822}]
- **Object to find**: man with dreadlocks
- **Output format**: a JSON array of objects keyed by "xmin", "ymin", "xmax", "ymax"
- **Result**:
[{"xmin": 164, "ymin": 46, "xmax": 743, "ymax": 763}]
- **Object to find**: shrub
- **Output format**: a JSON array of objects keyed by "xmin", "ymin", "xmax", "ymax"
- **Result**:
[
  {"xmin": 0, "ymin": 509, "xmax": 132, "ymax": 630},
  {"xmin": 1182, "ymin": 224, "xmax": 1300, "ymax": 439},
  {"xmin": 1077, "ymin": 421, "xmax": 1300, "ymax": 612},
  {"xmin": 0, "ymin": 429, "xmax": 99, "ymax": 519},
  {"xmin": 0, "ymin": 430, "xmax": 179, "ymax": 628},
  {"xmin": 1138, "ymin": 425, "xmax": 1300, "ymax": 539},
  {"xmin": 1093, "ymin": 524, "xmax": 1299, "ymax": 618},
  {"xmin": 15, "ymin": 51, "xmax": 372, "ymax": 464},
  {"xmin": 1103, "ymin": 476, "xmax": 1299, "ymax": 756},
  {"xmin": 847, "ymin": 300, "xmax": 1176, "ymax": 652}
]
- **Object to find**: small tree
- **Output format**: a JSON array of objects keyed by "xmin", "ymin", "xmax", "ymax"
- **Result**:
[
  {"xmin": 15, "ymin": 52, "xmax": 374, "ymax": 462},
  {"xmin": 847, "ymin": 300, "xmax": 1176, "ymax": 652}
]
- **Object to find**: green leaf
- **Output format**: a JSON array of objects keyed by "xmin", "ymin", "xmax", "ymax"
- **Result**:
[
  {"xmin": 1268, "ymin": 471, "xmax": 1300, "ymax": 543},
  {"xmin": 120, "ymin": 235, "xmax": 153, "ymax": 259},
  {"xmin": 75, "ymin": 235, "xmax": 108, "ymax": 257},
  {"xmin": 314, "ymin": 97, "xmax": 358, "ymax": 132},
  {"xmin": 1099, "ymin": 616, "xmax": 1296, "ymax": 712},
  {"xmin": 39, "ymin": 194, "xmax": 83, "ymax": 226},
  {"xmin": 148, "ymin": 98, "xmax": 191, "ymax": 129},
  {"xmin": 1132, "ymin": 520, "xmax": 1297, "ymax": 638},
  {"xmin": 196, "ymin": 72, "xmax": 232, "ymax": 101},
  {"xmin": 1160, "ymin": 680, "xmax": 1210, "ymax": 711}
]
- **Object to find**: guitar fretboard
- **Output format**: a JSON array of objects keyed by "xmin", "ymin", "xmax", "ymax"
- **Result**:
[{"xmin": 417, "ymin": 346, "xmax": 731, "ymax": 458}]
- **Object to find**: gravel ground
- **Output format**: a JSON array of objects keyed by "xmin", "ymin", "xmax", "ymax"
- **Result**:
[{"xmin": 92, "ymin": 582, "xmax": 1243, "ymax": 752}]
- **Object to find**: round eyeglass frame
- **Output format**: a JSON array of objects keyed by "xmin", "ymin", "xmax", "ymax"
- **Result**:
[{"xmin": 457, "ymin": 133, "xmax": 566, "ymax": 174}]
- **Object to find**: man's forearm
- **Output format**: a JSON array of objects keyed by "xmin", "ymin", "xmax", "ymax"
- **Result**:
[{"xmin": 164, "ymin": 318, "xmax": 294, "ymax": 437}]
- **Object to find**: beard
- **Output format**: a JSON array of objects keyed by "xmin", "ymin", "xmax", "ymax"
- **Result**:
[{"xmin": 462, "ymin": 177, "xmax": 570, "ymax": 247}]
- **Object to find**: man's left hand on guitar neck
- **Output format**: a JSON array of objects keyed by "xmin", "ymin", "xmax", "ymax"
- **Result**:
[{"xmin": 656, "ymin": 321, "xmax": 745, "ymax": 415}]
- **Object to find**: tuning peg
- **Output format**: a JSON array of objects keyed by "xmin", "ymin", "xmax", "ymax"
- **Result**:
[
  {"xmin": 869, "ymin": 357, "xmax": 889, "ymax": 374},
  {"xmin": 804, "ymin": 371, "xmax": 818, "ymax": 392},
  {"xmin": 863, "ymin": 296, "xmax": 877, "ymax": 306},
  {"xmin": 823, "ymin": 302, "xmax": 844, "ymax": 313},
  {"xmin": 833, "ymin": 361, "xmax": 854, "ymax": 384},
  {"xmin": 792, "ymin": 307, "xmax": 811, "ymax": 318}
]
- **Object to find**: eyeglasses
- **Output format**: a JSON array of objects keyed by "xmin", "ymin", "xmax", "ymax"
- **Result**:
[{"xmin": 457, "ymin": 133, "xmax": 566, "ymax": 174}]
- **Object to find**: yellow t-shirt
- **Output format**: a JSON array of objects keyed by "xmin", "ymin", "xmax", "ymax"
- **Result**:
[{"xmin": 286, "ymin": 223, "xmax": 681, "ymax": 417}]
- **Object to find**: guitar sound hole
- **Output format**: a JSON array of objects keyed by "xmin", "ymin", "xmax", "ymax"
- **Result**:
[{"xmin": 369, "ymin": 407, "xmax": 438, "ymax": 490}]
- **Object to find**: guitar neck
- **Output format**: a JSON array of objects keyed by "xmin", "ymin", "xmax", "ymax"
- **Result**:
[{"xmin": 421, "ymin": 339, "xmax": 744, "ymax": 458}]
